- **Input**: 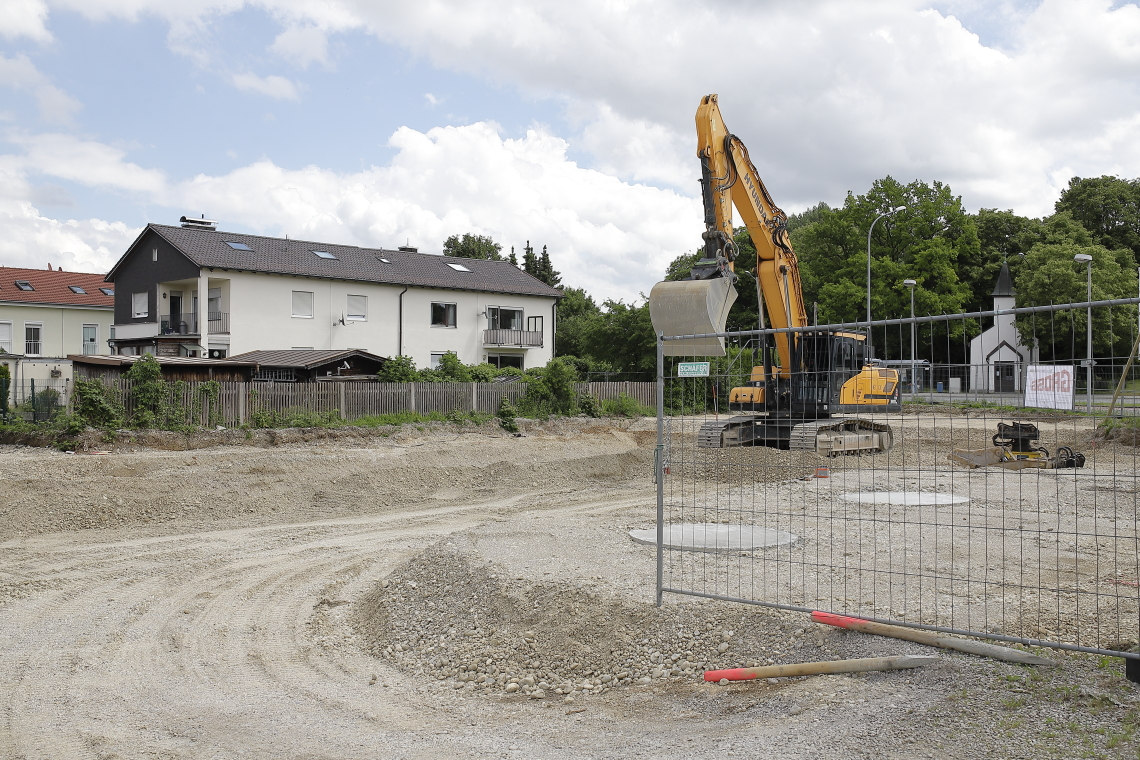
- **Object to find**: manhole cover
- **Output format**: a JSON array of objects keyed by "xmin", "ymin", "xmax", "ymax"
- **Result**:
[
  {"xmin": 839, "ymin": 491, "xmax": 969, "ymax": 505},
  {"xmin": 629, "ymin": 523, "xmax": 798, "ymax": 552}
]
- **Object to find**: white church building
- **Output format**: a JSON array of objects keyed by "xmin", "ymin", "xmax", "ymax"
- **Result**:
[{"xmin": 969, "ymin": 262, "xmax": 1038, "ymax": 393}]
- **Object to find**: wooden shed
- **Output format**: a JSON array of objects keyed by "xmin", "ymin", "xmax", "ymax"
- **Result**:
[
  {"xmin": 227, "ymin": 349, "xmax": 387, "ymax": 383},
  {"xmin": 68, "ymin": 354, "xmax": 258, "ymax": 382}
]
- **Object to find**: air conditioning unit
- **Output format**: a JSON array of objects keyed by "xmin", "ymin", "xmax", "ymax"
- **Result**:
[{"xmin": 208, "ymin": 349, "xmax": 227, "ymax": 359}]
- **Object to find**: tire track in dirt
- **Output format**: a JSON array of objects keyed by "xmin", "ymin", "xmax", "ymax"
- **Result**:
[{"xmin": 0, "ymin": 492, "xmax": 618, "ymax": 759}]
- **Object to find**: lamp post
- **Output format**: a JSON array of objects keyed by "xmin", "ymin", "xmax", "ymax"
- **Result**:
[
  {"xmin": 866, "ymin": 206, "xmax": 906, "ymax": 356},
  {"xmin": 903, "ymin": 279, "xmax": 917, "ymax": 396},
  {"xmin": 1075, "ymin": 253, "xmax": 1093, "ymax": 413}
]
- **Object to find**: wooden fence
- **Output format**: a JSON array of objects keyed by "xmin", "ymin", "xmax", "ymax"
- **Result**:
[{"xmin": 79, "ymin": 380, "xmax": 655, "ymax": 427}]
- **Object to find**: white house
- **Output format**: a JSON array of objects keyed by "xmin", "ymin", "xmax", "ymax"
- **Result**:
[
  {"xmin": 0, "ymin": 265, "xmax": 115, "ymax": 395},
  {"xmin": 104, "ymin": 218, "xmax": 563, "ymax": 370},
  {"xmin": 969, "ymin": 262, "xmax": 1038, "ymax": 392}
]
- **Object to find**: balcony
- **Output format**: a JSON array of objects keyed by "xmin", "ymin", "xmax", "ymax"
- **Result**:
[
  {"xmin": 159, "ymin": 312, "xmax": 230, "ymax": 335},
  {"xmin": 24, "ymin": 341, "xmax": 42, "ymax": 356},
  {"xmin": 483, "ymin": 329, "xmax": 543, "ymax": 348}
]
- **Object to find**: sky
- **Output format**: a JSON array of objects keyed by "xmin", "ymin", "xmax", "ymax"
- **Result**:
[{"xmin": 1, "ymin": 0, "xmax": 1138, "ymax": 303}]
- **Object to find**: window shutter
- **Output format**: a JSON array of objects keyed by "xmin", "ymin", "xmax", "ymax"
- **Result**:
[
  {"xmin": 132, "ymin": 292, "xmax": 148, "ymax": 317},
  {"xmin": 292, "ymin": 291, "xmax": 314, "ymax": 317},
  {"xmin": 347, "ymin": 295, "xmax": 367, "ymax": 319}
]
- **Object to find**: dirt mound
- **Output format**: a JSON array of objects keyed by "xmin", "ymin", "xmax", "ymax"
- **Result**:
[{"xmin": 351, "ymin": 539, "xmax": 833, "ymax": 700}]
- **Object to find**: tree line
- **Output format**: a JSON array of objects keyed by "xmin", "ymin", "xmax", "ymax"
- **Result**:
[{"xmin": 445, "ymin": 174, "xmax": 1140, "ymax": 375}]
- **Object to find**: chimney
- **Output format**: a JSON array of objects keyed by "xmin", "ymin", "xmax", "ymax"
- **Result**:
[
  {"xmin": 180, "ymin": 215, "xmax": 218, "ymax": 231},
  {"xmin": 47, "ymin": 262, "xmax": 52, "ymax": 270}
]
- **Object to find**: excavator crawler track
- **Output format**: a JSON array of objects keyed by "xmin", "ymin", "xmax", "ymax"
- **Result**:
[{"xmin": 697, "ymin": 416, "xmax": 893, "ymax": 455}]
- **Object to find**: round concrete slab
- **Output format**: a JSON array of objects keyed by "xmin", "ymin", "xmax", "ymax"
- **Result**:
[
  {"xmin": 629, "ymin": 523, "xmax": 798, "ymax": 552},
  {"xmin": 839, "ymin": 491, "xmax": 970, "ymax": 506}
]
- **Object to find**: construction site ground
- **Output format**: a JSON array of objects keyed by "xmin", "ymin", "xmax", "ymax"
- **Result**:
[{"xmin": 2, "ymin": 415, "xmax": 1139, "ymax": 759}]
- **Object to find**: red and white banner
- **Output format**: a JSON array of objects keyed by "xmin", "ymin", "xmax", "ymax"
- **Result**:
[{"xmin": 1024, "ymin": 365, "xmax": 1075, "ymax": 410}]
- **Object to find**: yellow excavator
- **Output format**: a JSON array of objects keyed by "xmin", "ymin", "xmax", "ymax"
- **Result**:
[{"xmin": 649, "ymin": 94, "xmax": 900, "ymax": 452}]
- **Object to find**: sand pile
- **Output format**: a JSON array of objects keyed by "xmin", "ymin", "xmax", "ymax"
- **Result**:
[{"xmin": 351, "ymin": 539, "xmax": 840, "ymax": 700}]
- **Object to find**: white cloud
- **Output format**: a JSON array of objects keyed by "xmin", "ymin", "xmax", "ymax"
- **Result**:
[
  {"xmin": 8, "ymin": 132, "xmax": 165, "ymax": 193},
  {"xmin": 270, "ymin": 24, "xmax": 329, "ymax": 68},
  {"xmin": 0, "ymin": 156, "xmax": 138, "ymax": 273},
  {"xmin": 0, "ymin": 54, "xmax": 80, "ymax": 123},
  {"xmin": 0, "ymin": 0, "xmax": 52, "ymax": 42},
  {"xmin": 174, "ymin": 122, "xmax": 700, "ymax": 300},
  {"xmin": 424, "ymin": 92, "xmax": 440, "ymax": 106},
  {"xmin": 231, "ymin": 72, "xmax": 300, "ymax": 99}
]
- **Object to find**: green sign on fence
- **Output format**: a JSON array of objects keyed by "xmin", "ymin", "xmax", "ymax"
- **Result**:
[{"xmin": 677, "ymin": 362, "xmax": 710, "ymax": 378}]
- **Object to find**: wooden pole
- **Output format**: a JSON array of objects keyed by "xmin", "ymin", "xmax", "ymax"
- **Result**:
[
  {"xmin": 704, "ymin": 655, "xmax": 937, "ymax": 682},
  {"xmin": 811, "ymin": 611, "xmax": 1053, "ymax": 665}
]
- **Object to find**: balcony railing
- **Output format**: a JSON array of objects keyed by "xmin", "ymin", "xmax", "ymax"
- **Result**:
[
  {"xmin": 160, "ymin": 314, "xmax": 197, "ymax": 335},
  {"xmin": 159, "ymin": 313, "xmax": 230, "ymax": 335},
  {"xmin": 483, "ymin": 329, "xmax": 543, "ymax": 347},
  {"xmin": 208, "ymin": 311, "xmax": 229, "ymax": 334},
  {"xmin": 24, "ymin": 341, "xmax": 42, "ymax": 356}
]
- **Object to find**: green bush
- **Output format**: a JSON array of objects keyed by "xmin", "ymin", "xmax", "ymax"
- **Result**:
[
  {"xmin": 601, "ymin": 392, "xmax": 653, "ymax": 418},
  {"xmin": 496, "ymin": 398, "xmax": 519, "ymax": 433},
  {"xmin": 377, "ymin": 355, "xmax": 419, "ymax": 382},
  {"xmin": 577, "ymin": 391, "xmax": 600, "ymax": 418},
  {"xmin": 521, "ymin": 358, "xmax": 578, "ymax": 416},
  {"xmin": 72, "ymin": 377, "xmax": 123, "ymax": 428},
  {"xmin": 0, "ymin": 363, "xmax": 9, "ymax": 422}
]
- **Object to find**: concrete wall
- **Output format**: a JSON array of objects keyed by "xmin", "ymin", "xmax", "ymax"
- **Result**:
[
  {"xmin": 221, "ymin": 271, "xmax": 556, "ymax": 369},
  {"xmin": 0, "ymin": 302, "xmax": 114, "ymax": 358}
]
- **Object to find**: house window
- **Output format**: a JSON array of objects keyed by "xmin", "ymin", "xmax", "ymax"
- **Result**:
[
  {"xmin": 152, "ymin": 247, "xmax": 158, "ymax": 262},
  {"xmin": 25, "ymin": 323, "xmax": 42, "ymax": 356},
  {"xmin": 14, "ymin": 280, "xmax": 33, "ymax": 291},
  {"xmin": 292, "ymin": 290, "xmax": 314, "ymax": 318},
  {"xmin": 99, "ymin": 288, "xmax": 114, "ymax": 296},
  {"xmin": 347, "ymin": 294, "xmax": 367, "ymax": 321},
  {"xmin": 132, "ymin": 291, "xmax": 149, "ymax": 318},
  {"xmin": 527, "ymin": 315, "xmax": 543, "ymax": 333},
  {"xmin": 488, "ymin": 307, "xmax": 523, "ymax": 330},
  {"xmin": 430, "ymin": 352, "xmax": 446, "ymax": 369},
  {"xmin": 0, "ymin": 322, "xmax": 11, "ymax": 353},
  {"xmin": 82, "ymin": 325, "xmax": 98, "ymax": 355},
  {"xmin": 68, "ymin": 285, "xmax": 86, "ymax": 294},
  {"xmin": 431, "ymin": 302, "xmax": 457, "ymax": 328},
  {"xmin": 487, "ymin": 354, "xmax": 524, "ymax": 370}
]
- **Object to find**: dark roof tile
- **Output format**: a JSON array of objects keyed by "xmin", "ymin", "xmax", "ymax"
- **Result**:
[{"xmin": 138, "ymin": 225, "xmax": 563, "ymax": 299}]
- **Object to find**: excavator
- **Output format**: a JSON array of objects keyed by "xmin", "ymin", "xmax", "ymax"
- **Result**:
[{"xmin": 648, "ymin": 94, "xmax": 900, "ymax": 453}]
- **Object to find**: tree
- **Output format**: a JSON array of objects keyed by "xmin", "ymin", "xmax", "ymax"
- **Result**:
[
  {"xmin": 1014, "ymin": 218, "xmax": 1138, "ymax": 361},
  {"xmin": 535, "ymin": 245, "xmax": 562, "ymax": 288},
  {"xmin": 443, "ymin": 233, "xmax": 503, "ymax": 260},
  {"xmin": 788, "ymin": 177, "xmax": 976, "ymax": 362},
  {"xmin": 377, "ymin": 355, "xmax": 418, "ymax": 382},
  {"xmin": 1056, "ymin": 176, "xmax": 1140, "ymax": 262},
  {"xmin": 664, "ymin": 251, "xmax": 702, "ymax": 282}
]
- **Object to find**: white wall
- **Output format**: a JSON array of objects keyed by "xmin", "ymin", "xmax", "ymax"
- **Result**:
[
  {"xmin": 969, "ymin": 295, "xmax": 1037, "ymax": 392},
  {"xmin": 0, "ymin": 302, "xmax": 113, "ymax": 358},
  {"xmin": 223, "ymin": 271, "xmax": 556, "ymax": 368}
]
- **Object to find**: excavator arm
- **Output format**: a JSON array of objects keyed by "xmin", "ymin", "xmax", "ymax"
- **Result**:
[{"xmin": 650, "ymin": 93, "xmax": 807, "ymax": 368}]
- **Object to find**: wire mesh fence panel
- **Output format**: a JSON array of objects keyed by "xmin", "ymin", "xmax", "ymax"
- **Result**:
[
  {"xmin": 656, "ymin": 299, "xmax": 1140, "ymax": 659},
  {"xmin": 11, "ymin": 379, "xmax": 69, "ymax": 422}
]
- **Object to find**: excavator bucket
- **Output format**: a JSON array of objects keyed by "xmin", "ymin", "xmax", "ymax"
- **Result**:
[{"xmin": 649, "ymin": 277, "xmax": 738, "ymax": 356}]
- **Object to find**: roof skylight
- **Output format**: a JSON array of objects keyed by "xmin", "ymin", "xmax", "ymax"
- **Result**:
[
  {"xmin": 378, "ymin": 257, "xmax": 391, "ymax": 263},
  {"xmin": 15, "ymin": 280, "xmax": 34, "ymax": 291},
  {"xmin": 99, "ymin": 288, "xmax": 115, "ymax": 296},
  {"xmin": 446, "ymin": 262, "xmax": 472, "ymax": 272},
  {"xmin": 68, "ymin": 285, "xmax": 87, "ymax": 294},
  {"xmin": 312, "ymin": 250, "xmax": 337, "ymax": 260},
  {"xmin": 226, "ymin": 241, "xmax": 252, "ymax": 250}
]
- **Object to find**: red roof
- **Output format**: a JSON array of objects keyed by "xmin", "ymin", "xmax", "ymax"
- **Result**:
[{"xmin": 0, "ymin": 266, "xmax": 114, "ymax": 308}]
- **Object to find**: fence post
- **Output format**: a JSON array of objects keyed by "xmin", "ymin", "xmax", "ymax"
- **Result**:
[
  {"xmin": 238, "ymin": 383, "xmax": 247, "ymax": 425},
  {"xmin": 409, "ymin": 383, "xmax": 416, "ymax": 413},
  {"xmin": 471, "ymin": 382, "xmax": 477, "ymax": 412},
  {"xmin": 338, "ymin": 382, "xmax": 346, "ymax": 420}
]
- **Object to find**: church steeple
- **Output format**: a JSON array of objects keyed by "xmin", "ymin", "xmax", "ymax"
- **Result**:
[{"xmin": 992, "ymin": 261, "xmax": 1016, "ymax": 297}]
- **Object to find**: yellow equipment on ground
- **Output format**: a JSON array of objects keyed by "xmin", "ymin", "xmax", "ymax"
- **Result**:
[
  {"xmin": 648, "ymin": 94, "xmax": 899, "ymax": 452},
  {"xmin": 949, "ymin": 422, "xmax": 1085, "ymax": 470}
]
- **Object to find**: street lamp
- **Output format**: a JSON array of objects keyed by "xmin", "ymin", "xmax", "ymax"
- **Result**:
[
  {"xmin": 903, "ymin": 279, "xmax": 917, "ymax": 396},
  {"xmin": 867, "ymin": 206, "xmax": 906, "ymax": 356},
  {"xmin": 1075, "ymin": 253, "xmax": 1093, "ymax": 412}
]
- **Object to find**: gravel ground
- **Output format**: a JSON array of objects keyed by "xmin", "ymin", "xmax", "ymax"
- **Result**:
[{"xmin": 2, "ymin": 415, "xmax": 1139, "ymax": 758}]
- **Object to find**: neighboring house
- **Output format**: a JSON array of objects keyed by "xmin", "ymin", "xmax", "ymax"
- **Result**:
[
  {"xmin": 228, "ymin": 349, "xmax": 387, "ymax": 382},
  {"xmin": 104, "ymin": 217, "xmax": 563, "ymax": 370},
  {"xmin": 0, "ymin": 265, "xmax": 115, "ymax": 389},
  {"xmin": 969, "ymin": 262, "xmax": 1038, "ymax": 392}
]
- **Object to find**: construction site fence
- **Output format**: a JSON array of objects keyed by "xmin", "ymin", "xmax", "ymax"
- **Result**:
[
  {"xmin": 655, "ymin": 298, "xmax": 1140, "ymax": 663},
  {"xmin": 58, "ymin": 380, "xmax": 655, "ymax": 428}
]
